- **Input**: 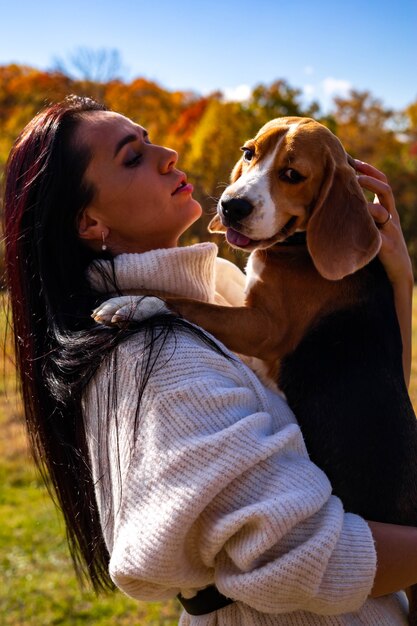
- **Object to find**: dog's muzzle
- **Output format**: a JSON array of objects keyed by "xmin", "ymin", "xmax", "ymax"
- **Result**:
[{"xmin": 220, "ymin": 197, "xmax": 253, "ymax": 227}]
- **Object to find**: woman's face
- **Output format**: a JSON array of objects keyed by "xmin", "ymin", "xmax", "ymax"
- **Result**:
[{"xmin": 77, "ymin": 111, "xmax": 202, "ymax": 253}]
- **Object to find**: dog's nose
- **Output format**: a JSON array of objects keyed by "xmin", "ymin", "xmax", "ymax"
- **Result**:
[{"xmin": 220, "ymin": 197, "xmax": 253, "ymax": 225}]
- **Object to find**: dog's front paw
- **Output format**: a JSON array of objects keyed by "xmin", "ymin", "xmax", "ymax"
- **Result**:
[{"xmin": 92, "ymin": 295, "xmax": 169, "ymax": 326}]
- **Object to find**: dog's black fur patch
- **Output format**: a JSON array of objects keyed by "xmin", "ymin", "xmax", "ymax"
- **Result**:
[{"xmin": 278, "ymin": 259, "xmax": 417, "ymax": 524}]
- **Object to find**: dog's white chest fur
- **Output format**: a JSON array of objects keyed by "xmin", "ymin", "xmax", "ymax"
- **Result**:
[{"xmin": 244, "ymin": 253, "xmax": 265, "ymax": 296}]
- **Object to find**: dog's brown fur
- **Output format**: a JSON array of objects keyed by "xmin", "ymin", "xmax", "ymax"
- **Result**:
[{"xmin": 162, "ymin": 117, "xmax": 382, "ymax": 366}]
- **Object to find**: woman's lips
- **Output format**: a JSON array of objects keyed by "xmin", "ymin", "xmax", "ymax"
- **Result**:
[{"xmin": 172, "ymin": 183, "xmax": 194, "ymax": 195}]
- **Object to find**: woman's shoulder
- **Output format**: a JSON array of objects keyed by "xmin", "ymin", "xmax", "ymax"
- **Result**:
[
  {"xmin": 107, "ymin": 323, "xmax": 294, "ymax": 425},
  {"xmin": 114, "ymin": 322, "xmax": 245, "ymax": 383},
  {"xmin": 88, "ymin": 322, "xmax": 268, "ymax": 403}
]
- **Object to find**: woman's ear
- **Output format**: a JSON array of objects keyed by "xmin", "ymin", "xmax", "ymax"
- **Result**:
[{"xmin": 78, "ymin": 208, "xmax": 109, "ymax": 244}]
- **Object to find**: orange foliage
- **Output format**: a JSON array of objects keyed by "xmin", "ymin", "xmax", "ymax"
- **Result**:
[
  {"xmin": 104, "ymin": 77, "xmax": 188, "ymax": 144},
  {"xmin": 165, "ymin": 97, "xmax": 209, "ymax": 152},
  {"xmin": 0, "ymin": 64, "xmax": 416, "ymax": 272}
]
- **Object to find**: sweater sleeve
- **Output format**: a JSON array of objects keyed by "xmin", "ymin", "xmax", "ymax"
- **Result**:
[{"xmin": 86, "ymin": 329, "xmax": 376, "ymax": 616}]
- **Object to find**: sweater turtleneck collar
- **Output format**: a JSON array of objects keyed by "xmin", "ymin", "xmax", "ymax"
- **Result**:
[{"xmin": 87, "ymin": 242, "xmax": 219, "ymax": 304}]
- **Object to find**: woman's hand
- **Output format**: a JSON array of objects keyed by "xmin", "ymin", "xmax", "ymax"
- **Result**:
[
  {"xmin": 355, "ymin": 159, "xmax": 413, "ymax": 287},
  {"xmin": 355, "ymin": 160, "xmax": 414, "ymax": 385}
]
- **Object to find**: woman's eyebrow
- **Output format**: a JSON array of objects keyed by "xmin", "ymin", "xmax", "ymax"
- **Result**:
[
  {"xmin": 113, "ymin": 133, "xmax": 137, "ymax": 158},
  {"xmin": 113, "ymin": 128, "xmax": 149, "ymax": 159}
]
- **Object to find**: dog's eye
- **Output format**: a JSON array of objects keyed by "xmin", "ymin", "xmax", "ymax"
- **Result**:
[
  {"xmin": 280, "ymin": 168, "xmax": 305, "ymax": 184},
  {"xmin": 241, "ymin": 147, "xmax": 254, "ymax": 163}
]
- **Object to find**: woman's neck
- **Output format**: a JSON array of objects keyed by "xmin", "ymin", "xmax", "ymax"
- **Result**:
[{"xmin": 87, "ymin": 242, "xmax": 219, "ymax": 303}]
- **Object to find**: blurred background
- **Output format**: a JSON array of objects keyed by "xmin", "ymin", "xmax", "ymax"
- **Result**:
[{"xmin": 0, "ymin": 0, "xmax": 416, "ymax": 623}]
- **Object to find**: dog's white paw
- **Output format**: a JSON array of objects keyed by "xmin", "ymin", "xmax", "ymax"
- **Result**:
[{"xmin": 92, "ymin": 295, "xmax": 169, "ymax": 326}]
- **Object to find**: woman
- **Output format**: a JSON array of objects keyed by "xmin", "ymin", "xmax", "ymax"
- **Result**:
[{"xmin": 3, "ymin": 95, "xmax": 416, "ymax": 624}]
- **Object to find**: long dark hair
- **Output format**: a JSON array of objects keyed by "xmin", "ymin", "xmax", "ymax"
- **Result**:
[
  {"xmin": 3, "ymin": 95, "xmax": 226, "ymax": 593},
  {"xmin": 2, "ymin": 95, "xmax": 118, "ymax": 590}
]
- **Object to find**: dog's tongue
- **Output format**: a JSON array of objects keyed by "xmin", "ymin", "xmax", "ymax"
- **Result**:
[{"xmin": 226, "ymin": 228, "xmax": 252, "ymax": 247}]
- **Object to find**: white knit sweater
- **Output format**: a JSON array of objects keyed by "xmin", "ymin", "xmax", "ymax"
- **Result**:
[{"xmin": 84, "ymin": 243, "xmax": 408, "ymax": 625}]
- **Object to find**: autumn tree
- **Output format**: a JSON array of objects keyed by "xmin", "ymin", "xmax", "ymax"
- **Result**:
[
  {"xmin": 330, "ymin": 90, "xmax": 417, "ymax": 270},
  {"xmin": 176, "ymin": 98, "xmax": 251, "ymax": 257},
  {"xmin": 405, "ymin": 101, "xmax": 417, "ymax": 145},
  {"xmin": 104, "ymin": 77, "xmax": 187, "ymax": 145},
  {"xmin": 247, "ymin": 79, "xmax": 321, "ymax": 132},
  {"xmin": 0, "ymin": 64, "xmax": 415, "ymax": 274},
  {"xmin": 332, "ymin": 89, "xmax": 400, "ymax": 163},
  {"xmin": 0, "ymin": 64, "xmax": 72, "ymax": 167},
  {"xmin": 380, "ymin": 101, "xmax": 417, "ymax": 272},
  {"xmin": 164, "ymin": 96, "xmax": 209, "ymax": 156}
]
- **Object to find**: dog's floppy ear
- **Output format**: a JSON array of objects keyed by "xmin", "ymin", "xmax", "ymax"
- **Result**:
[
  {"xmin": 307, "ymin": 153, "xmax": 381, "ymax": 280},
  {"xmin": 208, "ymin": 214, "xmax": 227, "ymax": 233}
]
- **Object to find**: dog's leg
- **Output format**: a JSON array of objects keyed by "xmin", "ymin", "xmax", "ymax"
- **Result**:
[
  {"xmin": 93, "ymin": 293, "xmax": 290, "ymax": 361},
  {"xmin": 165, "ymin": 297, "xmax": 287, "ymax": 360}
]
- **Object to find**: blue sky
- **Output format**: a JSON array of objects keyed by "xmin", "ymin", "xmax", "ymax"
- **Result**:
[{"xmin": 1, "ymin": 0, "xmax": 416, "ymax": 113}]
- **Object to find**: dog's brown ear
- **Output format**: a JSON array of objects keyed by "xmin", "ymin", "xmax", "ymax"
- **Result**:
[
  {"xmin": 208, "ymin": 214, "xmax": 227, "ymax": 233},
  {"xmin": 307, "ymin": 155, "xmax": 381, "ymax": 280}
]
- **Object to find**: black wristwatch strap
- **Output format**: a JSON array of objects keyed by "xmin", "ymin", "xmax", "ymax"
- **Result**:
[{"xmin": 177, "ymin": 585, "xmax": 234, "ymax": 615}]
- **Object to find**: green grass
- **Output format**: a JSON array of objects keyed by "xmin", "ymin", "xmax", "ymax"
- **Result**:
[
  {"xmin": 2, "ymin": 291, "xmax": 417, "ymax": 625},
  {"xmin": 0, "ymin": 324, "xmax": 181, "ymax": 625},
  {"xmin": 0, "ymin": 419, "xmax": 181, "ymax": 625}
]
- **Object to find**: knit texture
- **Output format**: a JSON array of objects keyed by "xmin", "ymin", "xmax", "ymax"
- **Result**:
[{"xmin": 84, "ymin": 244, "xmax": 408, "ymax": 625}]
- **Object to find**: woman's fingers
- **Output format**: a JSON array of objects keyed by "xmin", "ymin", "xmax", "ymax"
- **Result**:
[
  {"xmin": 355, "ymin": 162, "xmax": 399, "ymax": 222},
  {"xmin": 351, "ymin": 159, "xmax": 412, "ymax": 286},
  {"xmin": 358, "ymin": 174, "xmax": 395, "ymax": 205},
  {"xmin": 368, "ymin": 202, "xmax": 393, "ymax": 228},
  {"xmin": 353, "ymin": 159, "xmax": 388, "ymax": 183}
]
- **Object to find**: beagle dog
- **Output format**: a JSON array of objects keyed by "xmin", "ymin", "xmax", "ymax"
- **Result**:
[{"xmin": 96, "ymin": 118, "xmax": 417, "ymax": 618}]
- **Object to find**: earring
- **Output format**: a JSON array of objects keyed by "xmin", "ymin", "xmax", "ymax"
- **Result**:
[{"xmin": 101, "ymin": 232, "xmax": 107, "ymax": 251}]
